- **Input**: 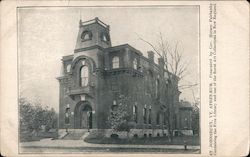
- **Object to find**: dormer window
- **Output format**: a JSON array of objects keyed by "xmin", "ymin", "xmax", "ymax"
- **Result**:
[
  {"xmin": 81, "ymin": 31, "xmax": 92, "ymax": 41},
  {"xmin": 112, "ymin": 56, "xmax": 119, "ymax": 69}
]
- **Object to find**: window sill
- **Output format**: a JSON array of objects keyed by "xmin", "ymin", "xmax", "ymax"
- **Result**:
[{"xmin": 81, "ymin": 39, "xmax": 92, "ymax": 42}]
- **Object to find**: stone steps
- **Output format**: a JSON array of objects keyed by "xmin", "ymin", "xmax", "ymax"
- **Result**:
[
  {"xmin": 58, "ymin": 131, "xmax": 68, "ymax": 139},
  {"xmin": 62, "ymin": 129, "xmax": 89, "ymax": 140}
]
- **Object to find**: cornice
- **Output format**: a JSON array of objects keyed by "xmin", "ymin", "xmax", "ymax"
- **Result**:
[{"xmin": 74, "ymin": 45, "xmax": 104, "ymax": 53}]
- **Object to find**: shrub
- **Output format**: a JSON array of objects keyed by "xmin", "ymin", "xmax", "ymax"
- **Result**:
[{"xmin": 19, "ymin": 97, "xmax": 58, "ymax": 137}]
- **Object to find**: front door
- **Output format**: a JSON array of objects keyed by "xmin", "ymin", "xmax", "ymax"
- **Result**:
[
  {"xmin": 74, "ymin": 102, "xmax": 93, "ymax": 129},
  {"xmin": 80, "ymin": 105, "xmax": 92, "ymax": 129}
]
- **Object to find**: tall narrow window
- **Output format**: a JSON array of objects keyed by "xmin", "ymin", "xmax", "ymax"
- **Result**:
[
  {"xmin": 156, "ymin": 79, "xmax": 159, "ymax": 97},
  {"xmin": 65, "ymin": 108, "xmax": 70, "ymax": 124},
  {"xmin": 163, "ymin": 112, "xmax": 167, "ymax": 125},
  {"xmin": 133, "ymin": 105, "xmax": 138, "ymax": 123},
  {"xmin": 145, "ymin": 71, "xmax": 150, "ymax": 93},
  {"xmin": 148, "ymin": 106, "xmax": 152, "ymax": 124},
  {"xmin": 143, "ymin": 106, "xmax": 147, "ymax": 124},
  {"xmin": 66, "ymin": 65, "xmax": 71, "ymax": 73},
  {"xmin": 184, "ymin": 117, "xmax": 188, "ymax": 129},
  {"xmin": 133, "ymin": 58, "xmax": 138, "ymax": 69},
  {"xmin": 112, "ymin": 56, "xmax": 119, "ymax": 69},
  {"xmin": 80, "ymin": 66, "xmax": 89, "ymax": 87},
  {"xmin": 156, "ymin": 112, "xmax": 160, "ymax": 125}
]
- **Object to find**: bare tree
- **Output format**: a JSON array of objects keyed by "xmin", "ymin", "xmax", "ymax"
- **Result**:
[
  {"xmin": 138, "ymin": 32, "xmax": 189, "ymax": 80},
  {"xmin": 137, "ymin": 32, "xmax": 195, "ymax": 141}
]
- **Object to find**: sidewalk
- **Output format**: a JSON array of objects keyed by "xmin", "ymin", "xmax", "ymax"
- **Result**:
[{"xmin": 20, "ymin": 138, "xmax": 200, "ymax": 150}]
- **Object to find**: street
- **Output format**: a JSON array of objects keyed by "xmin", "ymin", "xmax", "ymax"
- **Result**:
[{"xmin": 20, "ymin": 138, "xmax": 200, "ymax": 153}]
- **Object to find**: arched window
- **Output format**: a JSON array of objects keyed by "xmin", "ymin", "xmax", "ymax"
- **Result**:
[
  {"xmin": 102, "ymin": 35, "xmax": 107, "ymax": 41},
  {"xmin": 80, "ymin": 66, "xmax": 89, "ymax": 87},
  {"xmin": 133, "ymin": 58, "xmax": 138, "ymax": 69},
  {"xmin": 101, "ymin": 32, "xmax": 110, "ymax": 42},
  {"xmin": 81, "ymin": 31, "xmax": 92, "ymax": 41},
  {"xmin": 112, "ymin": 56, "xmax": 119, "ymax": 69},
  {"xmin": 66, "ymin": 64, "xmax": 71, "ymax": 73},
  {"xmin": 133, "ymin": 105, "xmax": 138, "ymax": 123},
  {"xmin": 143, "ymin": 106, "xmax": 147, "ymax": 124}
]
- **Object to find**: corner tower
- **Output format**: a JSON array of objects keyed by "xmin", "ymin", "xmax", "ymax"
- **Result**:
[{"xmin": 74, "ymin": 17, "xmax": 111, "ymax": 53}]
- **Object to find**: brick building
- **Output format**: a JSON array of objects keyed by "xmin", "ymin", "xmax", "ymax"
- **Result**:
[{"xmin": 57, "ymin": 18, "xmax": 193, "ymax": 138}]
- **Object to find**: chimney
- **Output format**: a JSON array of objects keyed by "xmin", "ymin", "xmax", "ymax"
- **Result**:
[{"xmin": 147, "ymin": 51, "xmax": 154, "ymax": 63}]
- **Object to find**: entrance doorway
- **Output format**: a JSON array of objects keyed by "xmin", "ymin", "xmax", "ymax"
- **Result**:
[
  {"xmin": 74, "ymin": 102, "xmax": 93, "ymax": 129},
  {"xmin": 80, "ymin": 105, "xmax": 92, "ymax": 129}
]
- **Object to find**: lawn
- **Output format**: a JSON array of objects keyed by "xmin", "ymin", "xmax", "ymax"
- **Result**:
[
  {"xmin": 84, "ymin": 135, "xmax": 200, "ymax": 146},
  {"xmin": 20, "ymin": 131, "xmax": 58, "ymax": 142}
]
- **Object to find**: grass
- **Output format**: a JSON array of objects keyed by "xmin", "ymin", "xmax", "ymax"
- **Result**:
[
  {"xmin": 20, "ymin": 131, "xmax": 58, "ymax": 142},
  {"xmin": 84, "ymin": 135, "xmax": 200, "ymax": 146}
]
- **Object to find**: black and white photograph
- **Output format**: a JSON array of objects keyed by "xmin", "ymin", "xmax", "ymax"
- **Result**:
[{"xmin": 18, "ymin": 6, "xmax": 200, "ymax": 153}]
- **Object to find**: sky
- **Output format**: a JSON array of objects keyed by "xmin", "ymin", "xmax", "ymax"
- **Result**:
[{"xmin": 18, "ymin": 6, "xmax": 199, "ymax": 112}]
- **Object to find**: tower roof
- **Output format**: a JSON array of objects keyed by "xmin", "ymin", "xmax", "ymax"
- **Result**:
[
  {"xmin": 75, "ymin": 17, "xmax": 111, "ymax": 51},
  {"xmin": 79, "ymin": 17, "xmax": 110, "ymax": 30}
]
